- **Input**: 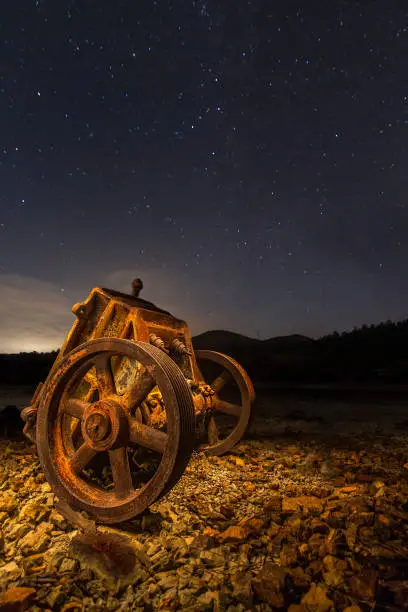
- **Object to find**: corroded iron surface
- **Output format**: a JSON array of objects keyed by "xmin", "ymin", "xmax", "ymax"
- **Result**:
[{"xmin": 22, "ymin": 279, "xmax": 255, "ymax": 524}]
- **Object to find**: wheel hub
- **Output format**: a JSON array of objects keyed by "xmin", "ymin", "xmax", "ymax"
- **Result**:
[
  {"xmin": 81, "ymin": 400, "xmax": 129, "ymax": 451},
  {"xmin": 85, "ymin": 411, "xmax": 111, "ymax": 442}
]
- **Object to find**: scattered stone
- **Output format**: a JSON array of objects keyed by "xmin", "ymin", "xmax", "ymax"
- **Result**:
[
  {"xmin": 322, "ymin": 568, "xmax": 344, "ymax": 588},
  {"xmin": 252, "ymin": 562, "xmax": 286, "ymax": 608},
  {"xmin": 18, "ymin": 500, "xmax": 49, "ymax": 523},
  {"xmin": 229, "ymin": 570, "xmax": 253, "ymax": 606},
  {"xmin": 0, "ymin": 586, "xmax": 36, "ymax": 611},
  {"xmin": 21, "ymin": 553, "xmax": 46, "ymax": 575},
  {"xmin": 348, "ymin": 569, "xmax": 378, "ymax": 602},
  {"xmin": 0, "ymin": 493, "xmax": 17, "ymax": 514},
  {"xmin": 45, "ymin": 585, "xmax": 65, "ymax": 609},
  {"xmin": 0, "ymin": 428, "xmax": 408, "ymax": 611},
  {"xmin": 49, "ymin": 509, "xmax": 68, "ymax": 530},
  {"xmin": 288, "ymin": 566, "xmax": 310, "ymax": 589},
  {"xmin": 156, "ymin": 571, "xmax": 178, "ymax": 590},
  {"xmin": 19, "ymin": 522, "xmax": 52, "ymax": 555},
  {"xmin": 6, "ymin": 522, "xmax": 30, "ymax": 541},
  {"xmin": 282, "ymin": 496, "xmax": 324, "ymax": 516},
  {"xmin": 0, "ymin": 561, "xmax": 22, "ymax": 584},
  {"xmin": 322, "ymin": 555, "xmax": 347, "ymax": 572},
  {"xmin": 219, "ymin": 525, "xmax": 250, "ymax": 542},
  {"xmin": 196, "ymin": 590, "xmax": 222, "ymax": 608},
  {"xmin": 200, "ymin": 548, "xmax": 226, "ymax": 567},
  {"xmin": 280, "ymin": 543, "xmax": 298, "ymax": 566},
  {"xmin": 59, "ymin": 558, "xmax": 77, "ymax": 573},
  {"xmin": 301, "ymin": 583, "xmax": 334, "ymax": 611}
]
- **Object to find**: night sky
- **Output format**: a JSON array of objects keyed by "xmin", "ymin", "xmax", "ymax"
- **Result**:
[{"xmin": 1, "ymin": 2, "xmax": 408, "ymax": 353}]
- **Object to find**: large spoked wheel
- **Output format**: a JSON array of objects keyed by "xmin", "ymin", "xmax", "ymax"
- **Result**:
[
  {"xmin": 36, "ymin": 338, "xmax": 195, "ymax": 524},
  {"xmin": 195, "ymin": 350, "xmax": 255, "ymax": 456}
]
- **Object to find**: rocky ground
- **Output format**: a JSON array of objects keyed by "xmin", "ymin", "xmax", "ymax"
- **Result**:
[{"xmin": 1, "ymin": 408, "xmax": 408, "ymax": 611}]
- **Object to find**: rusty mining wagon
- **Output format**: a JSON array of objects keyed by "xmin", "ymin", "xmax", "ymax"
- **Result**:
[{"xmin": 21, "ymin": 279, "xmax": 255, "ymax": 524}]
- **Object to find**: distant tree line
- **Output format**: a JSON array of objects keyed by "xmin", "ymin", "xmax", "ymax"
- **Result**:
[
  {"xmin": 248, "ymin": 318, "xmax": 408, "ymax": 384},
  {"xmin": 313, "ymin": 318, "xmax": 408, "ymax": 383},
  {"xmin": 0, "ymin": 351, "xmax": 58, "ymax": 386},
  {"xmin": 1, "ymin": 318, "xmax": 408, "ymax": 385},
  {"xmin": 219, "ymin": 319, "xmax": 408, "ymax": 384}
]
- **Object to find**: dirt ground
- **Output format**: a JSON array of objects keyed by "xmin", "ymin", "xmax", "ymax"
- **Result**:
[{"xmin": 0, "ymin": 389, "xmax": 408, "ymax": 611}]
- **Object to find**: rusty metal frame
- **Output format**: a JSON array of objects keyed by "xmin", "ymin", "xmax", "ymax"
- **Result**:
[{"xmin": 21, "ymin": 280, "xmax": 255, "ymax": 524}]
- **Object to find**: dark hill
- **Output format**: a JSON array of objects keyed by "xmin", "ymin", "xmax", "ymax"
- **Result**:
[
  {"xmin": 263, "ymin": 334, "xmax": 315, "ymax": 350},
  {"xmin": 192, "ymin": 330, "xmax": 314, "ymax": 353},
  {"xmin": 192, "ymin": 330, "xmax": 330, "ymax": 384},
  {"xmin": 192, "ymin": 330, "xmax": 261, "ymax": 353},
  {"xmin": 192, "ymin": 330, "xmax": 319, "ymax": 383}
]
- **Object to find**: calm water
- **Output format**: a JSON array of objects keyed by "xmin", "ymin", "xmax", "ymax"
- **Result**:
[{"xmin": 0, "ymin": 385, "xmax": 34, "ymax": 411}]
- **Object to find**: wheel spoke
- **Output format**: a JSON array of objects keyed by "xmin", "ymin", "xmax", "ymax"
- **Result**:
[
  {"xmin": 69, "ymin": 442, "xmax": 98, "ymax": 473},
  {"xmin": 129, "ymin": 419, "xmax": 168, "ymax": 454},
  {"xmin": 63, "ymin": 398, "xmax": 89, "ymax": 419},
  {"xmin": 94, "ymin": 354, "xmax": 116, "ymax": 397},
  {"xmin": 134, "ymin": 407, "xmax": 143, "ymax": 423},
  {"xmin": 109, "ymin": 448, "xmax": 133, "ymax": 498},
  {"xmin": 208, "ymin": 416, "xmax": 220, "ymax": 445},
  {"xmin": 141, "ymin": 402, "xmax": 151, "ymax": 424},
  {"xmin": 214, "ymin": 399, "xmax": 241, "ymax": 418},
  {"xmin": 211, "ymin": 369, "xmax": 232, "ymax": 394}
]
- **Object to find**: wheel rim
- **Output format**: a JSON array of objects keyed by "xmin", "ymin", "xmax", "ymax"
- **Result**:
[
  {"xmin": 195, "ymin": 350, "xmax": 254, "ymax": 456},
  {"xmin": 36, "ymin": 339, "xmax": 195, "ymax": 524}
]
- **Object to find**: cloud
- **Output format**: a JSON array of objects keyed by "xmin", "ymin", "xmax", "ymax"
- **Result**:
[
  {"xmin": 0, "ymin": 262, "xmax": 265, "ymax": 353},
  {"xmin": 0, "ymin": 274, "xmax": 75, "ymax": 353},
  {"xmin": 0, "ymin": 268, "xmax": 230, "ymax": 353}
]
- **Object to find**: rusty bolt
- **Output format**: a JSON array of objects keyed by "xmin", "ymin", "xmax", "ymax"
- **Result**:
[{"xmin": 85, "ymin": 412, "xmax": 111, "ymax": 442}]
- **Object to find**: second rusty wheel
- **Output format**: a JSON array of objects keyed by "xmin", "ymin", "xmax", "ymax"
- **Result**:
[
  {"xmin": 195, "ymin": 350, "xmax": 255, "ymax": 456},
  {"xmin": 36, "ymin": 338, "xmax": 195, "ymax": 524}
]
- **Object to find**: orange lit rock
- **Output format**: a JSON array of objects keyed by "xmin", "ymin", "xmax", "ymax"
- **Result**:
[
  {"xmin": 0, "ymin": 586, "xmax": 36, "ymax": 611},
  {"xmin": 229, "ymin": 570, "xmax": 253, "ymax": 607},
  {"xmin": 251, "ymin": 562, "xmax": 286, "ymax": 608},
  {"xmin": 322, "ymin": 569, "xmax": 344, "ymax": 588},
  {"xmin": 322, "ymin": 555, "xmax": 347, "ymax": 572},
  {"xmin": 243, "ymin": 481, "xmax": 256, "ymax": 491},
  {"xmin": 301, "ymin": 583, "xmax": 334, "ymax": 611},
  {"xmin": 280, "ymin": 543, "xmax": 298, "ymax": 566},
  {"xmin": 282, "ymin": 496, "xmax": 324, "ymax": 516},
  {"xmin": 0, "ymin": 562, "xmax": 22, "ymax": 585},
  {"xmin": 348, "ymin": 569, "xmax": 378, "ymax": 601},
  {"xmin": 18, "ymin": 522, "xmax": 52, "ymax": 556},
  {"xmin": 238, "ymin": 516, "xmax": 267, "ymax": 533},
  {"xmin": 289, "ymin": 565, "xmax": 310, "ymax": 588},
  {"xmin": 219, "ymin": 525, "xmax": 250, "ymax": 542},
  {"xmin": 0, "ymin": 493, "xmax": 17, "ymax": 514},
  {"xmin": 60, "ymin": 602, "xmax": 83, "ymax": 612},
  {"xmin": 324, "ymin": 528, "xmax": 347, "ymax": 556},
  {"xmin": 202, "ymin": 527, "xmax": 220, "ymax": 538},
  {"xmin": 229, "ymin": 456, "xmax": 245, "ymax": 467},
  {"xmin": 264, "ymin": 495, "xmax": 282, "ymax": 515}
]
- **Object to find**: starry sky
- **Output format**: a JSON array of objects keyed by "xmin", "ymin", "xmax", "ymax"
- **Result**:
[{"xmin": 1, "ymin": 1, "xmax": 408, "ymax": 353}]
